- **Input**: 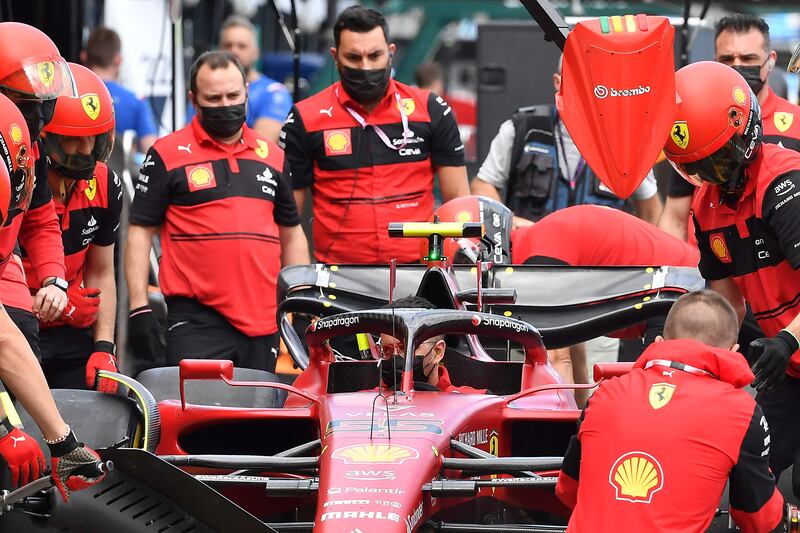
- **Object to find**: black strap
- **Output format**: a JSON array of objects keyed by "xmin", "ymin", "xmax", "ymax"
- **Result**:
[{"xmin": 507, "ymin": 105, "xmax": 556, "ymax": 206}]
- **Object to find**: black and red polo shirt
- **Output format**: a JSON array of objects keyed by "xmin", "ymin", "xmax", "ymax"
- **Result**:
[
  {"xmin": 512, "ymin": 205, "xmax": 699, "ymax": 267},
  {"xmin": 692, "ymin": 143, "xmax": 800, "ymax": 375},
  {"xmin": 0, "ymin": 142, "xmax": 65, "ymax": 311},
  {"xmin": 21, "ymin": 162, "xmax": 121, "ymax": 294},
  {"xmin": 281, "ymin": 78, "xmax": 465, "ymax": 264},
  {"xmin": 669, "ymin": 87, "xmax": 800, "ymax": 199},
  {"xmin": 129, "ymin": 118, "xmax": 299, "ymax": 336},
  {"xmin": 557, "ymin": 339, "xmax": 783, "ymax": 533}
]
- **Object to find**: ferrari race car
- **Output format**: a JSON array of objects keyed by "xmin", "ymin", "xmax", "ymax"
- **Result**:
[{"xmin": 0, "ymin": 217, "xmax": 708, "ymax": 532}]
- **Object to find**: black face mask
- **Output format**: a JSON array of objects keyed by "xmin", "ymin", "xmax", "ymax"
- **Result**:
[
  {"xmin": 197, "ymin": 103, "xmax": 247, "ymax": 138},
  {"xmin": 381, "ymin": 355, "xmax": 431, "ymax": 388},
  {"xmin": 731, "ymin": 63, "xmax": 767, "ymax": 96},
  {"xmin": 339, "ymin": 62, "xmax": 391, "ymax": 107},
  {"xmin": 15, "ymin": 98, "xmax": 56, "ymax": 141},
  {"xmin": 49, "ymin": 156, "xmax": 96, "ymax": 181}
]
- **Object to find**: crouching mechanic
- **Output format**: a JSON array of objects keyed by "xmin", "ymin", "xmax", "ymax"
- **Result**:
[
  {"xmin": 378, "ymin": 296, "xmax": 485, "ymax": 393},
  {"xmin": 22, "ymin": 63, "xmax": 121, "ymax": 393},
  {"xmin": 556, "ymin": 290, "xmax": 784, "ymax": 532}
]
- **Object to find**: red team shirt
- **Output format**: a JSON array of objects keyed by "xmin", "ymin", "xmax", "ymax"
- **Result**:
[
  {"xmin": 281, "ymin": 79, "xmax": 465, "ymax": 264},
  {"xmin": 556, "ymin": 339, "xmax": 783, "ymax": 533},
  {"xmin": 129, "ymin": 119, "xmax": 299, "ymax": 336}
]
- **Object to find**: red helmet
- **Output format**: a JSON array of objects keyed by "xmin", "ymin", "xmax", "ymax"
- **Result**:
[
  {"xmin": 0, "ymin": 161, "xmax": 11, "ymax": 227},
  {"xmin": 429, "ymin": 195, "xmax": 513, "ymax": 264},
  {"xmin": 0, "ymin": 23, "xmax": 76, "ymax": 139},
  {"xmin": 664, "ymin": 61, "xmax": 762, "ymax": 192},
  {"xmin": 0, "ymin": 94, "xmax": 33, "ymax": 214},
  {"xmin": 44, "ymin": 63, "xmax": 115, "ymax": 180}
]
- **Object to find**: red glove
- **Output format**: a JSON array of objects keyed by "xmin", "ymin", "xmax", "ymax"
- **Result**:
[
  {"xmin": 61, "ymin": 287, "xmax": 101, "ymax": 329},
  {"xmin": 85, "ymin": 342, "xmax": 118, "ymax": 393},
  {"xmin": 48, "ymin": 430, "xmax": 105, "ymax": 502},
  {"xmin": 0, "ymin": 423, "xmax": 46, "ymax": 487}
]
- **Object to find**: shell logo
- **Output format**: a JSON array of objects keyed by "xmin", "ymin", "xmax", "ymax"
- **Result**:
[
  {"xmin": 732, "ymin": 86, "xmax": 747, "ymax": 107},
  {"xmin": 9, "ymin": 124, "xmax": 22, "ymax": 145},
  {"xmin": 609, "ymin": 452, "xmax": 664, "ymax": 504},
  {"xmin": 710, "ymin": 233, "xmax": 731, "ymax": 263},
  {"xmin": 326, "ymin": 131, "xmax": 350, "ymax": 153},
  {"xmin": 332, "ymin": 444, "xmax": 419, "ymax": 465},
  {"xmin": 456, "ymin": 210, "xmax": 472, "ymax": 223},
  {"xmin": 190, "ymin": 167, "xmax": 212, "ymax": 187}
]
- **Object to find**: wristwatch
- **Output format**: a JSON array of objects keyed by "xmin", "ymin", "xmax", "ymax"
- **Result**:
[{"xmin": 43, "ymin": 277, "xmax": 68, "ymax": 292}]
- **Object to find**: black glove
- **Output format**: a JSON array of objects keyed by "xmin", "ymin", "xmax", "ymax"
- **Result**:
[
  {"xmin": 128, "ymin": 306, "xmax": 166, "ymax": 366},
  {"xmin": 748, "ymin": 329, "xmax": 799, "ymax": 391}
]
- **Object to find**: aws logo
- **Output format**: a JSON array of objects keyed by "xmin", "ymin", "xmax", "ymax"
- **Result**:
[{"xmin": 609, "ymin": 452, "xmax": 664, "ymax": 504}]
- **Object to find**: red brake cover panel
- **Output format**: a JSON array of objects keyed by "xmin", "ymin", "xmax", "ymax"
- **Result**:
[{"xmin": 557, "ymin": 15, "xmax": 676, "ymax": 199}]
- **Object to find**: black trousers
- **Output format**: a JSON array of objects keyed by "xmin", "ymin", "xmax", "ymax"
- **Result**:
[
  {"xmin": 757, "ymin": 375, "xmax": 800, "ymax": 477},
  {"xmin": 5, "ymin": 306, "xmax": 41, "ymax": 361},
  {"xmin": 165, "ymin": 297, "xmax": 278, "ymax": 373},
  {"xmin": 39, "ymin": 326, "xmax": 94, "ymax": 389}
]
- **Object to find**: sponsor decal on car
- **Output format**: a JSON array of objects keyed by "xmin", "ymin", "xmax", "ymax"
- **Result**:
[{"xmin": 332, "ymin": 444, "xmax": 419, "ymax": 465}]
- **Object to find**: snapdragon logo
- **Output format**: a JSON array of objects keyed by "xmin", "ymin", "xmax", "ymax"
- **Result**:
[
  {"xmin": 594, "ymin": 84, "xmax": 651, "ymax": 99},
  {"xmin": 472, "ymin": 315, "xmax": 528, "ymax": 333},
  {"xmin": 313, "ymin": 315, "xmax": 360, "ymax": 331}
]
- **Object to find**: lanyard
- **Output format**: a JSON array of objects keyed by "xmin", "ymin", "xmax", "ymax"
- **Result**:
[
  {"xmin": 644, "ymin": 359, "xmax": 716, "ymax": 379},
  {"xmin": 337, "ymin": 87, "xmax": 410, "ymax": 151},
  {"xmin": 556, "ymin": 120, "xmax": 586, "ymax": 191}
]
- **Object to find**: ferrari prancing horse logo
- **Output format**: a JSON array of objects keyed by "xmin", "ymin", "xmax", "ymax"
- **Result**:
[
  {"xmin": 81, "ymin": 94, "xmax": 101, "ymax": 120},
  {"xmin": 774, "ymin": 112, "xmax": 794, "ymax": 134},
  {"xmin": 648, "ymin": 383, "xmax": 676, "ymax": 409},
  {"xmin": 670, "ymin": 121, "xmax": 689, "ymax": 150}
]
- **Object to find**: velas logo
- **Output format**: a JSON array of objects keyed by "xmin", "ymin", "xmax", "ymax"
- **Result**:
[
  {"xmin": 8, "ymin": 124, "xmax": 22, "ymax": 145},
  {"xmin": 332, "ymin": 444, "xmax": 419, "ymax": 465},
  {"xmin": 593, "ymin": 84, "xmax": 651, "ymax": 99},
  {"xmin": 81, "ymin": 94, "xmax": 101, "ymax": 120},
  {"xmin": 324, "ymin": 129, "xmax": 352, "ymax": 157},
  {"xmin": 471, "ymin": 314, "xmax": 528, "ymax": 333},
  {"xmin": 609, "ymin": 452, "xmax": 664, "ymax": 504},
  {"xmin": 710, "ymin": 233, "xmax": 732, "ymax": 263},
  {"xmin": 313, "ymin": 315, "xmax": 360, "ymax": 330}
]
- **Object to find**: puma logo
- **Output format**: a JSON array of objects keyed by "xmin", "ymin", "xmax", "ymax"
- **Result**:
[
  {"xmin": 10, "ymin": 435, "xmax": 25, "ymax": 448},
  {"xmin": 662, "ymin": 370, "xmax": 674, "ymax": 377},
  {"xmin": 65, "ymin": 305, "xmax": 76, "ymax": 319},
  {"xmin": 178, "ymin": 143, "xmax": 192, "ymax": 154},
  {"xmin": 320, "ymin": 107, "xmax": 333, "ymax": 118}
]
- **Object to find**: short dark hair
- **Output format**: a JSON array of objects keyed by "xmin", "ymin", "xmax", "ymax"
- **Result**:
[
  {"xmin": 383, "ymin": 295, "xmax": 436, "ymax": 310},
  {"xmin": 333, "ymin": 6, "xmax": 389, "ymax": 48},
  {"xmin": 189, "ymin": 51, "xmax": 247, "ymax": 96},
  {"xmin": 662, "ymin": 290, "xmax": 739, "ymax": 348},
  {"xmin": 715, "ymin": 14, "xmax": 771, "ymax": 53},
  {"xmin": 415, "ymin": 62, "xmax": 444, "ymax": 89},
  {"xmin": 86, "ymin": 27, "xmax": 121, "ymax": 69}
]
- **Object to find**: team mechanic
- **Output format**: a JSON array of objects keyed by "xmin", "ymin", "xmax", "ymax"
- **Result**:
[
  {"xmin": 281, "ymin": 6, "xmax": 469, "ymax": 264},
  {"xmin": 664, "ymin": 61, "xmax": 800, "ymax": 481},
  {"xmin": 659, "ymin": 14, "xmax": 800, "ymax": 242},
  {"xmin": 19, "ymin": 64, "xmax": 121, "ymax": 393},
  {"xmin": 126, "ymin": 51, "xmax": 309, "ymax": 373},
  {"xmin": 0, "ymin": 23, "xmax": 105, "ymax": 499},
  {"xmin": 556, "ymin": 291, "xmax": 784, "ymax": 533}
]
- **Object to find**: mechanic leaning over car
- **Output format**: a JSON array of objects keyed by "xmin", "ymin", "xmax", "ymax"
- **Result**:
[
  {"xmin": 126, "ymin": 50, "xmax": 309, "ymax": 373},
  {"xmin": 659, "ymin": 14, "xmax": 800, "ymax": 243},
  {"xmin": 512, "ymin": 204, "xmax": 700, "ymax": 395},
  {"xmin": 0, "ymin": 22, "xmax": 106, "ymax": 499},
  {"xmin": 280, "ymin": 5, "xmax": 469, "ymax": 264},
  {"xmin": 557, "ymin": 290, "xmax": 783, "ymax": 533},
  {"xmin": 378, "ymin": 295, "xmax": 485, "ymax": 393},
  {"xmin": 664, "ymin": 60, "xmax": 800, "ymax": 481},
  {"xmin": 18, "ymin": 63, "xmax": 122, "ymax": 394}
]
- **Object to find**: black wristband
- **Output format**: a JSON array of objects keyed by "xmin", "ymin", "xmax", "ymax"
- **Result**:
[
  {"xmin": 0, "ymin": 417, "xmax": 15, "ymax": 439},
  {"xmin": 47, "ymin": 430, "xmax": 80, "ymax": 457},
  {"xmin": 778, "ymin": 330, "xmax": 800, "ymax": 353},
  {"xmin": 94, "ymin": 341, "xmax": 115, "ymax": 355},
  {"xmin": 129, "ymin": 305, "xmax": 152, "ymax": 318}
]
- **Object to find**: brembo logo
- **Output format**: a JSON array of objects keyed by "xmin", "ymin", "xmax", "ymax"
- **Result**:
[
  {"xmin": 594, "ymin": 84, "xmax": 651, "ymax": 99},
  {"xmin": 472, "ymin": 315, "xmax": 528, "ymax": 333},
  {"xmin": 313, "ymin": 316, "xmax": 360, "ymax": 331}
]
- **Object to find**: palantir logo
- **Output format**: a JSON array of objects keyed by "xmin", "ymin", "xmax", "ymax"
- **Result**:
[{"xmin": 594, "ymin": 85, "xmax": 609, "ymax": 99}]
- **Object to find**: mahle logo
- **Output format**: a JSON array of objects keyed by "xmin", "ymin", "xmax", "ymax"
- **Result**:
[{"xmin": 594, "ymin": 84, "xmax": 651, "ymax": 99}]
